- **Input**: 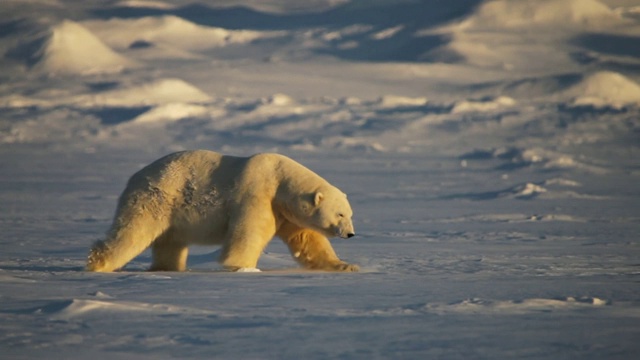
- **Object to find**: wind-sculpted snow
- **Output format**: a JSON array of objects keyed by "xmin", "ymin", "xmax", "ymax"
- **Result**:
[
  {"xmin": 34, "ymin": 20, "xmax": 136, "ymax": 74},
  {"xmin": 455, "ymin": 0, "xmax": 623, "ymax": 30},
  {"xmin": 42, "ymin": 298, "xmax": 218, "ymax": 320},
  {"xmin": 563, "ymin": 71, "xmax": 640, "ymax": 108},
  {"xmin": 419, "ymin": 0, "xmax": 640, "ymax": 70},
  {"xmin": 82, "ymin": 15, "xmax": 284, "ymax": 61},
  {"xmin": 1, "ymin": 0, "xmax": 640, "ymax": 359}
]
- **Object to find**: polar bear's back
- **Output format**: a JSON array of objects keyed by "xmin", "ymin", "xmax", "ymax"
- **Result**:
[
  {"xmin": 121, "ymin": 150, "xmax": 329, "ymax": 208},
  {"xmin": 124, "ymin": 150, "xmax": 233, "ymax": 197}
]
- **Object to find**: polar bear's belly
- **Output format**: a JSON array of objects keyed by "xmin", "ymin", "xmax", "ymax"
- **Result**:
[{"xmin": 172, "ymin": 205, "xmax": 230, "ymax": 245}]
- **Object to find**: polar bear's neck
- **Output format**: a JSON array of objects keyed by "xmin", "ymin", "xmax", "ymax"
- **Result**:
[{"xmin": 271, "ymin": 154, "xmax": 330, "ymax": 195}]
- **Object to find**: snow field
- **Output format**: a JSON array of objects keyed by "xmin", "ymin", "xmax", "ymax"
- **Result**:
[{"xmin": 1, "ymin": 0, "xmax": 639, "ymax": 358}]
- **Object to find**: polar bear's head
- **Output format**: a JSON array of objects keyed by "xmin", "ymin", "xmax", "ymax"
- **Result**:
[
  {"xmin": 290, "ymin": 185, "xmax": 355, "ymax": 239},
  {"xmin": 311, "ymin": 187, "xmax": 355, "ymax": 239}
]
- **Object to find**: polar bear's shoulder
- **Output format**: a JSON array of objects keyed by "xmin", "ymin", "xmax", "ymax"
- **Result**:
[
  {"xmin": 245, "ymin": 152, "xmax": 290, "ymax": 163},
  {"xmin": 248, "ymin": 153, "xmax": 318, "ymax": 175},
  {"xmin": 246, "ymin": 153, "xmax": 332, "ymax": 194}
]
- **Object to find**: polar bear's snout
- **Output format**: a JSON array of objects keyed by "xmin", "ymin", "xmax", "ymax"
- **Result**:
[
  {"xmin": 337, "ymin": 230, "xmax": 354, "ymax": 239},
  {"xmin": 336, "ymin": 221, "xmax": 355, "ymax": 239}
]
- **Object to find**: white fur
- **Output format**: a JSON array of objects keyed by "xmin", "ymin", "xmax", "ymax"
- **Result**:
[{"xmin": 87, "ymin": 150, "xmax": 358, "ymax": 272}]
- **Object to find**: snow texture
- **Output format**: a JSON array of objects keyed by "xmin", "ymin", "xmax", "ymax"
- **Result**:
[{"xmin": 1, "ymin": 0, "xmax": 639, "ymax": 359}]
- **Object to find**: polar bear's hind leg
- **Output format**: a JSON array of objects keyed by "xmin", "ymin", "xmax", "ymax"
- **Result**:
[{"xmin": 87, "ymin": 192, "xmax": 171, "ymax": 272}]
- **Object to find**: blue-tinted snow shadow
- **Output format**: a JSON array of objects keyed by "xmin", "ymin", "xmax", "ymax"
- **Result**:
[
  {"xmin": 0, "ymin": 264, "xmax": 85, "ymax": 272},
  {"xmin": 459, "ymin": 148, "xmax": 534, "ymax": 171},
  {"xmin": 92, "ymin": 1, "xmax": 484, "ymax": 31},
  {"xmin": 85, "ymin": 106, "xmax": 152, "ymax": 125},
  {"xmin": 490, "ymin": 73, "xmax": 583, "ymax": 99},
  {"xmin": 439, "ymin": 187, "xmax": 541, "ymax": 201},
  {"xmin": 91, "ymin": 0, "xmax": 485, "ymax": 63},
  {"xmin": 570, "ymin": 33, "xmax": 640, "ymax": 70},
  {"xmin": 0, "ymin": 19, "xmax": 27, "ymax": 38},
  {"xmin": 573, "ymin": 33, "xmax": 640, "ymax": 58}
]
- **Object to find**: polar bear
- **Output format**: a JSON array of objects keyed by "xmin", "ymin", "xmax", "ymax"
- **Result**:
[{"xmin": 86, "ymin": 150, "xmax": 358, "ymax": 272}]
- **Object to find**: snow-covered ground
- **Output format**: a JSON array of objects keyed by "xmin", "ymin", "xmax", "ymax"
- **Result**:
[{"xmin": 1, "ymin": 0, "xmax": 639, "ymax": 358}]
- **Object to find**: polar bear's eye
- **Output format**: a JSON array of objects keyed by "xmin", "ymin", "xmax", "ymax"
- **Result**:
[{"xmin": 338, "ymin": 213, "xmax": 344, "ymax": 218}]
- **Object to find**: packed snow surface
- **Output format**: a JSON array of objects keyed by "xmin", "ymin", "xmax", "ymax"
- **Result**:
[{"xmin": 1, "ymin": 0, "xmax": 639, "ymax": 359}]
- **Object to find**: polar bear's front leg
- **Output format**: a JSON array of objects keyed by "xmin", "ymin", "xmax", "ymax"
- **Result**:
[
  {"xmin": 219, "ymin": 203, "xmax": 277, "ymax": 271},
  {"xmin": 219, "ymin": 234, "xmax": 272, "ymax": 271},
  {"xmin": 278, "ymin": 223, "xmax": 359, "ymax": 272}
]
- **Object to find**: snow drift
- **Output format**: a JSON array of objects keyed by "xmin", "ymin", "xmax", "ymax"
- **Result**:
[{"xmin": 457, "ymin": 0, "xmax": 622, "ymax": 30}]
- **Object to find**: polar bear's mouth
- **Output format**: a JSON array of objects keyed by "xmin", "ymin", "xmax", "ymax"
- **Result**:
[
  {"xmin": 316, "ymin": 226, "xmax": 354, "ymax": 239},
  {"xmin": 336, "ymin": 229, "xmax": 355, "ymax": 239}
]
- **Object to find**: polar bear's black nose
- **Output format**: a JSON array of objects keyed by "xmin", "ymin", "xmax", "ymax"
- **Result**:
[{"xmin": 347, "ymin": 233, "xmax": 355, "ymax": 238}]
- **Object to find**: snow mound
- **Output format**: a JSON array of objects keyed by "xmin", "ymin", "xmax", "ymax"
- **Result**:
[
  {"xmin": 459, "ymin": 0, "xmax": 621, "ymax": 30},
  {"xmin": 447, "ymin": 178, "xmax": 606, "ymax": 201},
  {"xmin": 43, "ymin": 299, "xmax": 214, "ymax": 320},
  {"xmin": 462, "ymin": 147, "xmax": 610, "ymax": 174},
  {"xmin": 370, "ymin": 25, "xmax": 404, "ymax": 40},
  {"xmin": 421, "ymin": 35, "xmax": 504, "ymax": 67},
  {"xmin": 543, "ymin": 178, "xmax": 581, "ymax": 187},
  {"xmin": 232, "ymin": 93, "xmax": 304, "ymax": 120},
  {"xmin": 0, "ymin": 94, "xmax": 55, "ymax": 108},
  {"xmin": 79, "ymin": 78, "xmax": 212, "ymax": 107},
  {"xmin": 451, "ymin": 96, "xmax": 515, "ymax": 113},
  {"xmin": 45, "ymin": 299, "xmax": 155, "ymax": 319},
  {"xmin": 500, "ymin": 181, "xmax": 608, "ymax": 200},
  {"xmin": 264, "ymin": 93, "xmax": 296, "ymax": 106},
  {"xmin": 429, "ymin": 212, "xmax": 588, "ymax": 224},
  {"xmin": 83, "ymin": 15, "xmax": 279, "ymax": 52},
  {"xmin": 506, "ymin": 183, "xmax": 547, "ymax": 199},
  {"xmin": 34, "ymin": 20, "xmax": 136, "ymax": 75},
  {"xmin": 114, "ymin": 0, "xmax": 176, "ymax": 9},
  {"xmin": 563, "ymin": 71, "xmax": 640, "ymax": 108},
  {"xmin": 376, "ymin": 95, "xmax": 428, "ymax": 108},
  {"xmin": 131, "ymin": 103, "xmax": 212, "ymax": 124}
]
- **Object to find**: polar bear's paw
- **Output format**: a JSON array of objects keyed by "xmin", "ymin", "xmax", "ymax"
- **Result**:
[{"xmin": 332, "ymin": 262, "xmax": 360, "ymax": 272}]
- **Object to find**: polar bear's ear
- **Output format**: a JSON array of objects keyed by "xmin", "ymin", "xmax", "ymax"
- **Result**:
[{"xmin": 313, "ymin": 192, "xmax": 324, "ymax": 206}]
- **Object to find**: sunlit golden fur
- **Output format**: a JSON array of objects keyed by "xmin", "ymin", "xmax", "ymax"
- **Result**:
[{"xmin": 87, "ymin": 150, "xmax": 357, "ymax": 272}]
